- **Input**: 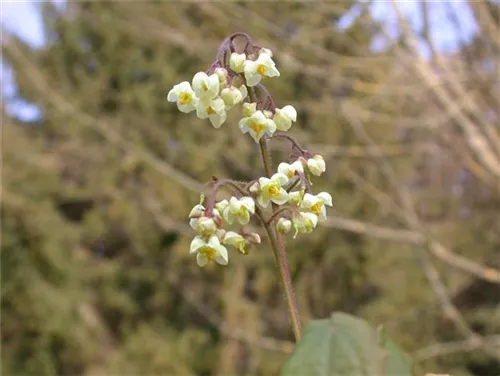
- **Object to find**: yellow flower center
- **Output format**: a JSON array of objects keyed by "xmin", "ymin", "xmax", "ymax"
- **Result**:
[
  {"xmin": 199, "ymin": 246, "xmax": 216, "ymax": 261},
  {"xmin": 287, "ymin": 170, "xmax": 295, "ymax": 178},
  {"xmin": 179, "ymin": 93, "xmax": 193, "ymax": 105},
  {"xmin": 202, "ymin": 82, "xmax": 209, "ymax": 91},
  {"xmin": 249, "ymin": 121, "xmax": 265, "ymax": 134},
  {"xmin": 310, "ymin": 202, "xmax": 322, "ymax": 216},
  {"xmin": 268, "ymin": 185, "xmax": 281, "ymax": 198},
  {"xmin": 257, "ymin": 64, "xmax": 268, "ymax": 76},
  {"xmin": 207, "ymin": 106, "xmax": 215, "ymax": 115}
]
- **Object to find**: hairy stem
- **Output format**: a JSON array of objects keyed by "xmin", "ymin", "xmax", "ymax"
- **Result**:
[
  {"xmin": 247, "ymin": 84, "xmax": 302, "ymax": 342},
  {"xmin": 262, "ymin": 221, "xmax": 302, "ymax": 342},
  {"xmin": 258, "ymin": 138, "xmax": 302, "ymax": 342}
]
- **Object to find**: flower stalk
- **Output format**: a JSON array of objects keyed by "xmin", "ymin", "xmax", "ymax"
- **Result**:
[{"xmin": 169, "ymin": 33, "xmax": 335, "ymax": 344}]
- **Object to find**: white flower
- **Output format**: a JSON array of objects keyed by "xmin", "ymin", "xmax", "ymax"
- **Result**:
[
  {"xmin": 196, "ymin": 97, "xmax": 227, "ymax": 128},
  {"xmin": 307, "ymin": 155, "xmax": 326, "ymax": 176},
  {"xmin": 292, "ymin": 212, "xmax": 319, "ymax": 238},
  {"xmin": 243, "ymin": 52, "xmax": 280, "ymax": 87},
  {"xmin": 189, "ymin": 216, "xmax": 218, "ymax": 237},
  {"xmin": 192, "ymin": 72, "xmax": 220, "ymax": 100},
  {"xmin": 276, "ymin": 218, "xmax": 292, "ymax": 234},
  {"xmin": 242, "ymin": 102, "xmax": 257, "ymax": 118},
  {"xmin": 230, "ymin": 52, "xmax": 246, "ymax": 73},
  {"xmin": 220, "ymin": 86, "xmax": 246, "ymax": 110},
  {"xmin": 257, "ymin": 173, "xmax": 289, "ymax": 207},
  {"xmin": 278, "ymin": 160, "xmax": 304, "ymax": 179},
  {"xmin": 273, "ymin": 105, "xmax": 297, "ymax": 131},
  {"xmin": 300, "ymin": 192, "xmax": 333, "ymax": 219},
  {"xmin": 239, "ymin": 110, "xmax": 277, "ymax": 142},
  {"xmin": 167, "ymin": 81, "xmax": 198, "ymax": 113},
  {"xmin": 223, "ymin": 231, "xmax": 247, "ymax": 254},
  {"xmin": 190, "ymin": 236, "xmax": 229, "ymax": 267},
  {"xmin": 288, "ymin": 190, "xmax": 304, "ymax": 206},
  {"xmin": 222, "ymin": 196, "xmax": 255, "ymax": 225}
]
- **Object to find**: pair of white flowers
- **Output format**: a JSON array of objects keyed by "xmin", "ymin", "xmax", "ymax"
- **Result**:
[
  {"xmin": 239, "ymin": 103, "xmax": 298, "ymax": 143},
  {"xmin": 277, "ymin": 155, "xmax": 325, "ymax": 179},
  {"xmin": 229, "ymin": 48, "xmax": 279, "ymax": 87},
  {"xmin": 190, "ymin": 230, "xmax": 255, "ymax": 267},
  {"xmin": 167, "ymin": 70, "xmax": 246, "ymax": 128}
]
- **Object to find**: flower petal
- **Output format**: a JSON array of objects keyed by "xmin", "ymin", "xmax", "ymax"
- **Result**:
[
  {"xmin": 317, "ymin": 192, "xmax": 333, "ymax": 207},
  {"xmin": 209, "ymin": 111, "xmax": 227, "ymax": 128},
  {"xmin": 257, "ymin": 193, "xmax": 271, "ymax": 208},
  {"xmin": 196, "ymin": 252, "xmax": 208, "ymax": 267},
  {"xmin": 214, "ymin": 245, "xmax": 229, "ymax": 265},
  {"xmin": 190, "ymin": 236, "xmax": 205, "ymax": 254},
  {"xmin": 271, "ymin": 188, "xmax": 289, "ymax": 205},
  {"xmin": 271, "ymin": 173, "xmax": 289, "ymax": 186},
  {"xmin": 240, "ymin": 197, "xmax": 255, "ymax": 214},
  {"xmin": 238, "ymin": 210, "xmax": 250, "ymax": 225}
]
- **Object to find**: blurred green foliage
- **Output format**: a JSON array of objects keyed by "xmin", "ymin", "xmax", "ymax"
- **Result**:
[{"xmin": 2, "ymin": 2, "xmax": 499, "ymax": 375}]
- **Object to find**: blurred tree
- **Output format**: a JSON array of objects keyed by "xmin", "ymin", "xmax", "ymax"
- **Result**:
[{"xmin": 2, "ymin": 1, "xmax": 498, "ymax": 375}]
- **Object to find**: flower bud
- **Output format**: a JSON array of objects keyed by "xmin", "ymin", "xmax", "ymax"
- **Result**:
[
  {"xmin": 215, "ymin": 67, "xmax": 229, "ymax": 86},
  {"xmin": 229, "ymin": 52, "xmax": 246, "ymax": 73},
  {"xmin": 249, "ymin": 181, "xmax": 261, "ymax": 194},
  {"xmin": 221, "ymin": 86, "xmax": 244, "ymax": 110},
  {"xmin": 273, "ymin": 105, "xmax": 297, "ymax": 131},
  {"xmin": 307, "ymin": 155, "xmax": 326, "ymax": 176},
  {"xmin": 189, "ymin": 204, "xmax": 205, "ymax": 219},
  {"xmin": 288, "ymin": 190, "xmax": 304, "ymax": 206},
  {"xmin": 242, "ymin": 102, "xmax": 257, "ymax": 118},
  {"xmin": 245, "ymin": 232, "xmax": 261, "ymax": 244},
  {"xmin": 190, "ymin": 216, "xmax": 218, "ymax": 237},
  {"xmin": 276, "ymin": 218, "xmax": 292, "ymax": 234}
]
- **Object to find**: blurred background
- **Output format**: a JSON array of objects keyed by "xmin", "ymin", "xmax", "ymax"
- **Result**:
[{"xmin": 1, "ymin": 1, "xmax": 499, "ymax": 375}]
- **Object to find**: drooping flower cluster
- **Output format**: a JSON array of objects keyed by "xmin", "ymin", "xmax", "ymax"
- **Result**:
[
  {"xmin": 187, "ymin": 153, "xmax": 331, "ymax": 266},
  {"xmin": 251, "ymin": 157, "xmax": 333, "ymax": 238},
  {"xmin": 169, "ymin": 34, "xmax": 333, "ymax": 267},
  {"xmin": 168, "ymin": 44, "xmax": 298, "ymax": 143},
  {"xmin": 188, "ymin": 197, "xmax": 260, "ymax": 267}
]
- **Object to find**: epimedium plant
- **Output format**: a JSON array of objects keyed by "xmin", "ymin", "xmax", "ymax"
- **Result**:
[{"xmin": 168, "ymin": 33, "xmax": 413, "ymax": 375}]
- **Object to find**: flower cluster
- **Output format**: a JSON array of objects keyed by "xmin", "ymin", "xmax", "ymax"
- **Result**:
[
  {"xmin": 253, "ymin": 156, "xmax": 332, "ymax": 238},
  {"xmin": 168, "ymin": 69, "xmax": 247, "ymax": 128},
  {"xmin": 169, "ymin": 35, "xmax": 333, "ymax": 267},
  {"xmin": 188, "ymin": 197, "xmax": 260, "ymax": 267},
  {"xmin": 168, "ymin": 45, "xmax": 298, "ymax": 143}
]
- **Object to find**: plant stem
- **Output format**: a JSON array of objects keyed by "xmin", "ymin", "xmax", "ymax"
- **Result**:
[
  {"xmin": 247, "ymin": 84, "xmax": 302, "ymax": 342},
  {"xmin": 259, "ymin": 137, "xmax": 302, "ymax": 342},
  {"xmin": 262, "ymin": 221, "xmax": 302, "ymax": 341}
]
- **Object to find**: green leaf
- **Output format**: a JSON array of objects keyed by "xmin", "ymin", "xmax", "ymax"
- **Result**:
[{"xmin": 281, "ymin": 312, "xmax": 413, "ymax": 376}]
